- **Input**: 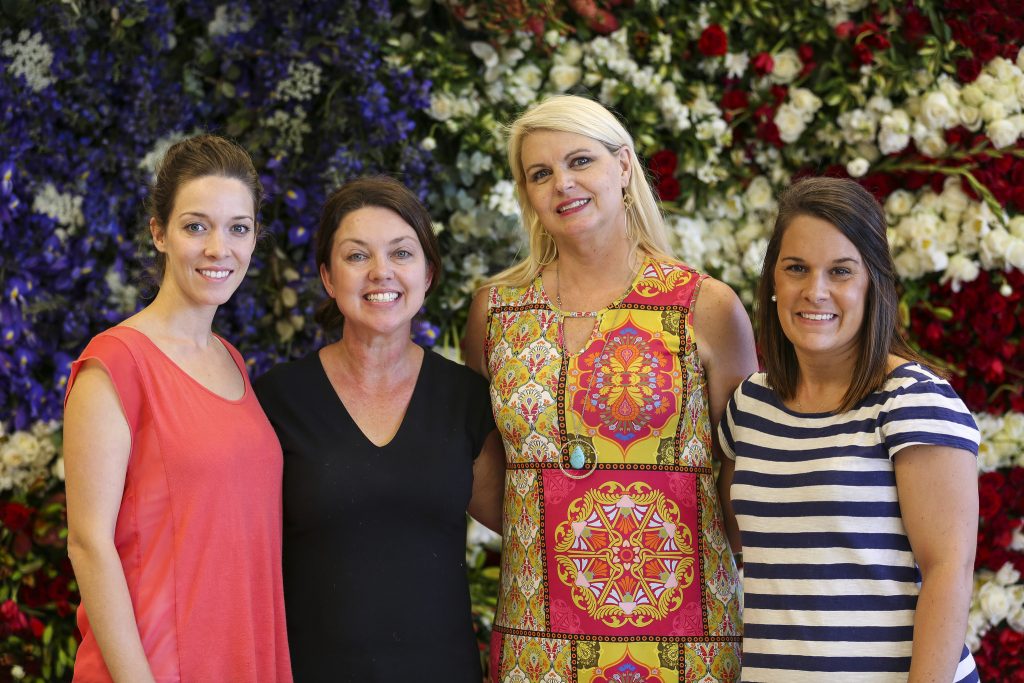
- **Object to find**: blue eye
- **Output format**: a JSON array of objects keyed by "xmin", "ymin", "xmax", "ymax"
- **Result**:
[
  {"xmin": 184, "ymin": 222, "xmax": 205, "ymax": 234},
  {"xmin": 530, "ymin": 168, "xmax": 551, "ymax": 182},
  {"xmin": 346, "ymin": 252, "xmax": 368, "ymax": 262},
  {"xmin": 394, "ymin": 249, "xmax": 413, "ymax": 259},
  {"xmin": 570, "ymin": 156, "xmax": 592, "ymax": 167},
  {"xmin": 231, "ymin": 224, "xmax": 252, "ymax": 235}
]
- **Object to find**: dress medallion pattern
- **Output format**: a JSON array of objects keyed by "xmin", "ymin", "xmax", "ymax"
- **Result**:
[{"xmin": 486, "ymin": 258, "xmax": 742, "ymax": 683}]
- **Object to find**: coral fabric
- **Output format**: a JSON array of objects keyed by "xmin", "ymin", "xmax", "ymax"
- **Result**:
[{"xmin": 65, "ymin": 326, "xmax": 291, "ymax": 683}]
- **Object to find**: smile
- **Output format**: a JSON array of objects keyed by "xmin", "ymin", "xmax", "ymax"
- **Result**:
[
  {"xmin": 557, "ymin": 198, "xmax": 590, "ymax": 213},
  {"xmin": 198, "ymin": 269, "xmax": 231, "ymax": 280},
  {"xmin": 365, "ymin": 292, "xmax": 399, "ymax": 302},
  {"xmin": 799, "ymin": 312, "xmax": 836, "ymax": 321}
]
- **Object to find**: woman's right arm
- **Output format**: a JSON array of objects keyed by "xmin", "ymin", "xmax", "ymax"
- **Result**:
[
  {"xmin": 64, "ymin": 361, "xmax": 156, "ymax": 683},
  {"xmin": 463, "ymin": 289, "xmax": 490, "ymax": 379}
]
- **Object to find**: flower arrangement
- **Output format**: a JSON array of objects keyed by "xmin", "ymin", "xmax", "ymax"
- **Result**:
[{"xmin": 2, "ymin": 0, "xmax": 1024, "ymax": 679}]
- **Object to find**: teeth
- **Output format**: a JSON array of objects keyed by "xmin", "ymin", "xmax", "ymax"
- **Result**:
[
  {"xmin": 800, "ymin": 313, "xmax": 835, "ymax": 321},
  {"xmin": 558, "ymin": 199, "xmax": 589, "ymax": 213},
  {"xmin": 199, "ymin": 270, "xmax": 230, "ymax": 279},
  {"xmin": 365, "ymin": 292, "xmax": 399, "ymax": 302}
]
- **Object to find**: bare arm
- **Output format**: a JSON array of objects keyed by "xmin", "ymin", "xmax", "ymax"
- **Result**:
[
  {"xmin": 463, "ymin": 289, "xmax": 490, "ymax": 379},
  {"xmin": 64, "ymin": 362, "xmax": 156, "ymax": 683},
  {"xmin": 692, "ymin": 278, "xmax": 757, "ymax": 554},
  {"xmin": 896, "ymin": 445, "xmax": 978, "ymax": 683},
  {"xmin": 467, "ymin": 430, "xmax": 506, "ymax": 534}
]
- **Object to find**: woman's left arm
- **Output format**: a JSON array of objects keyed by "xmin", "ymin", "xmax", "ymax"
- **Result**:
[
  {"xmin": 468, "ymin": 430, "xmax": 506, "ymax": 534},
  {"xmin": 693, "ymin": 278, "xmax": 758, "ymax": 553},
  {"xmin": 895, "ymin": 445, "xmax": 978, "ymax": 683}
]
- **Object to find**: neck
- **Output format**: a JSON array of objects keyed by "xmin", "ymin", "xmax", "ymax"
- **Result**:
[
  {"xmin": 793, "ymin": 349, "xmax": 858, "ymax": 410},
  {"xmin": 554, "ymin": 240, "xmax": 640, "ymax": 297},
  {"xmin": 130, "ymin": 290, "xmax": 218, "ymax": 347},
  {"xmin": 332, "ymin": 326, "xmax": 420, "ymax": 385}
]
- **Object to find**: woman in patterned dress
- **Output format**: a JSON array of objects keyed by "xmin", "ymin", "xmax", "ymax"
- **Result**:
[
  {"xmin": 464, "ymin": 94, "xmax": 756, "ymax": 682},
  {"xmin": 718, "ymin": 177, "xmax": 979, "ymax": 681}
]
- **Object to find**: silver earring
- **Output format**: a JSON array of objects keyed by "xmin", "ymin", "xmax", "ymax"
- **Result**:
[{"xmin": 771, "ymin": 294, "xmax": 777, "ymax": 302}]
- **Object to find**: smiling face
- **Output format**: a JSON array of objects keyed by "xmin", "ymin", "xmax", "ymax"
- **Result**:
[
  {"xmin": 319, "ymin": 206, "xmax": 431, "ymax": 339},
  {"xmin": 519, "ymin": 129, "xmax": 631, "ymax": 244},
  {"xmin": 773, "ymin": 214, "xmax": 870, "ymax": 364},
  {"xmin": 152, "ymin": 174, "xmax": 256, "ymax": 310}
]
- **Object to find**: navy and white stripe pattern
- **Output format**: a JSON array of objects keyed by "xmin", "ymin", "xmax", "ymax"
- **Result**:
[{"xmin": 719, "ymin": 363, "xmax": 980, "ymax": 682}]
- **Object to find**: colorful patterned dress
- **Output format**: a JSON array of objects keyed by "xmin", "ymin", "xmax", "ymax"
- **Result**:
[{"xmin": 483, "ymin": 257, "xmax": 742, "ymax": 683}]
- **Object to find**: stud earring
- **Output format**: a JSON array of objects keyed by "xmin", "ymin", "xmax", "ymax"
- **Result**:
[{"xmin": 771, "ymin": 294, "xmax": 777, "ymax": 302}]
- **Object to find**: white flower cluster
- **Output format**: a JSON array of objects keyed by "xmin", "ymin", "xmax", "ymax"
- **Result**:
[
  {"xmin": 0, "ymin": 420, "xmax": 62, "ymax": 493},
  {"xmin": 811, "ymin": 0, "xmax": 871, "ymax": 26},
  {"xmin": 968, "ymin": 562, "xmax": 1024, "ymax": 651},
  {"xmin": 207, "ymin": 3, "xmax": 255, "ymax": 37},
  {"xmin": 427, "ymin": 89, "xmax": 481, "ymax": 130},
  {"xmin": 886, "ymin": 178, "xmax": 1024, "ymax": 285},
  {"xmin": 272, "ymin": 60, "xmax": 323, "ymax": 102},
  {"xmin": 31, "ymin": 182, "xmax": 84, "ymax": 232},
  {"xmin": 976, "ymin": 411, "xmax": 1024, "ymax": 473},
  {"xmin": 262, "ymin": 108, "xmax": 311, "ymax": 155},
  {"xmin": 774, "ymin": 87, "xmax": 823, "ymax": 144},
  {"xmin": 1, "ymin": 30, "xmax": 55, "ymax": 92}
]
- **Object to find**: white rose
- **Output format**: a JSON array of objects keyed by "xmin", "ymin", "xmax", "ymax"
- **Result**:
[
  {"xmin": 996, "ymin": 561, "xmax": 1022, "ymax": 586},
  {"xmin": 420, "ymin": 137, "xmax": 436, "ymax": 151},
  {"xmin": 1006, "ymin": 236, "xmax": 1024, "ymax": 270},
  {"xmin": 11, "ymin": 665, "xmax": 26, "ymax": 681},
  {"xmin": 771, "ymin": 48, "xmax": 802, "ymax": 84},
  {"xmin": 988, "ymin": 118, "xmax": 1020, "ymax": 149},
  {"xmin": 789, "ymin": 87, "xmax": 822, "ymax": 118},
  {"xmin": 548, "ymin": 63, "xmax": 581, "ymax": 92},
  {"xmin": 893, "ymin": 250, "xmax": 925, "ymax": 279},
  {"xmin": 885, "ymin": 190, "xmax": 914, "ymax": 217},
  {"xmin": 1008, "ymin": 215, "xmax": 1024, "ymax": 238},
  {"xmin": 940, "ymin": 180, "xmax": 969, "ymax": 216},
  {"xmin": 976, "ymin": 73, "xmax": 997, "ymax": 95},
  {"xmin": 1018, "ymin": 45, "xmax": 1024, "ymax": 71},
  {"xmin": 867, "ymin": 95, "xmax": 893, "ymax": 114},
  {"xmin": 978, "ymin": 581, "xmax": 1013, "ymax": 624},
  {"xmin": 918, "ymin": 134, "xmax": 947, "ymax": 158},
  {"xmin": 977, "ymin": 442, "xmax": 1002, "ymax": 472},
  {"xmin": 428, "ymin": 92, "xmax": 455, "ymax": 121},
  {"xmin": 774, "ymin": 103, "xmax": 808, "ymax": 143},
  {"xmin": 989, "ymin": 57, "xmax": 1015, "ymax": 83},
  {"xmin": 515, "ymin": 63, "xmax": 544, "ymax": 91},
  {"xmin": 846, "ymin": 157, "xmax": 869, "ymax": 178},
  {"xmin": 940, "ymin": 254, "xmax": 980, "ymax": 293},
  {"xmin": 1008, "ymin": 601, "xmax": 1024, "ymax": 633},
  {"xmin": 878, "ymin": 110, "xmax": 911, "ymax": 153},
  {"xmin": 557, "ymin": 40, "xmax": 583, "ymax": 66},
  {"xmin": 744, "ymin": 176, "xmax": 774, "ymax": 211},
  {"xmin": 937, "ymin": 75, "xmax": 962, "ymax": 106},
  {"xmin": 961, "ymin": 83, "xmax": 985, "ymax": 108},
  {"xmin": 980, "ymin": 228, "xmax": 1013, "ymax": 269},
  {"xmin": 470, "ymin": 41, "xmax": 498, "ymax": 68},
  {"xmin": 959, "ymin": 104, "xmax": 983, "ymax": 131},
  {"xmin": 980, "ymin": 99, "xmax": 1007, "ymax": 123},
  {"xmin": 920, "ymin": 91, "xmax": 956, "ymax": 130}
]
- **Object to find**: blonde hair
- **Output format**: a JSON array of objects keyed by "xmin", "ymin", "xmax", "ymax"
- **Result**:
[{"xmin": 487, "ymin": 95, "xmax": 672, "ymax": 289}]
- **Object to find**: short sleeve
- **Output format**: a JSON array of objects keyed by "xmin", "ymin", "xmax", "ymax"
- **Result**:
[
  {"xmin": 717, "ymin": 391, "xmax": 739, "ymax": 461},
  {"xmin": 65, "ymin": 332, "xmax": 145, "ymax": 435},
  {"xmin": 879, "ymin": 370, "xmax": 979, "ymax": 460}
]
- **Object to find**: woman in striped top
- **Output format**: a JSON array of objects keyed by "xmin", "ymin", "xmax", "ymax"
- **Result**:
[{"xmin": 720, "ymin": 177, "xmax": 980, "ymax": 682}]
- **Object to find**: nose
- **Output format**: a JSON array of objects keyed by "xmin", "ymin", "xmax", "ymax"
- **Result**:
[
  {"xmin": 804, "ymin": 273, "xmax": 829, "ymax": 302},
  {"xmin": 369, "ymin": 254, "xmax": 393, "ymax": 280},
  {"xmin": 204, "ymin": 228, "xmax": 229, "ymax": 259},
  {"xmin": 554, "ymin": 168, "xmax": 575, "ymax": 193}
]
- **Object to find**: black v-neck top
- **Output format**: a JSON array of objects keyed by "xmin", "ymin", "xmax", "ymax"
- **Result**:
[{"xmin": 254, "ymin": 348, "xmax": 495, "ymax": 682}]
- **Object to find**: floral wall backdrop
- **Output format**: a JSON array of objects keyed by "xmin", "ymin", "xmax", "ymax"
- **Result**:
[{"xmin": 2, "ymin": 0, "xmax": 1023, "ymax": 680}]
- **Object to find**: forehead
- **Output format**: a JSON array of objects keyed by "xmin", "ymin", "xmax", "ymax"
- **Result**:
[
  {"xmin": 779, "ymin": 214, "xmax": 862, "ymax": 260},
  {"xmin": 521, "ymin": 130, "xmax": 603, "ymax": 164},
  {"xmin": 334, "ymin": 205, "xmax": 419, "ymax": 243},
  {"xmin": 171, "ymin": 175, "xmax": 254, "ymax": 215}
]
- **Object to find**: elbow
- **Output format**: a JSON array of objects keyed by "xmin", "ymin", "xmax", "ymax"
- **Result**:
[{"xmin": 66, "ymin": 526, "xmax": 115, "ymax": 574}]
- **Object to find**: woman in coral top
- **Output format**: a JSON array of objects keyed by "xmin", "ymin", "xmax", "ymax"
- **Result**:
[{"xmin": 63, "ymin": 135, "xmax": 291, "ymax": 682}]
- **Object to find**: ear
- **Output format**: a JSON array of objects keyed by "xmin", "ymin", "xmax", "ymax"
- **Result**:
[
  {"xmin": 150, "ymin": 217, "xmax": 167, "ymax": 253},
  {"xmin": 425, "ymin": 263, "xmax": 434, "ymax": 292},
  {"xmin": 319, "ymin": 263, "xmax": 335, "ymax": 299},
  {"xmin": 616, "ymin": 146, "xmax": 632, "ymax": 189}
]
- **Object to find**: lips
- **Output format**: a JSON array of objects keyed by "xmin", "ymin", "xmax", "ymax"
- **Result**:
[{"xmin": 556, "ymin": 198, "xmax": 590, "ymax": 214}]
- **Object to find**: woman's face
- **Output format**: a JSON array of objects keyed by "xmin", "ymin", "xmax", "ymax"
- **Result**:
[
  {"xmin": 319, "ymin": 206, "xmax": 431, "ymax": 339},
  {"xmin": 519, "ymin": 129, "xmax": 631, "ymax": 245},
  {"xmin": 152, "ymin": 175, "xmax": 256, "ymax": 309},
  {"xmin": 773, "ymin": 214, "xmax": 870, "ymax": 364}
]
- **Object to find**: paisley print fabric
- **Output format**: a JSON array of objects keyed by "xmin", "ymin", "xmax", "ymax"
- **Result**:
[{"xmin": 485, "ymin": 258, "xmax": 742, "ymax": 683}]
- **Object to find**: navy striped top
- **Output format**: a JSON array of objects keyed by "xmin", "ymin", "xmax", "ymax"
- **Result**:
[{"xmin": 719, "ymin": 363, "xmax": 980, "ymax": 682}]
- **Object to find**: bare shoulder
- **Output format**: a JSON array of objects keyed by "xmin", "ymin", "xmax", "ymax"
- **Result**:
[
  {"xmin": 463, "ymin": 287, "xmax": 492, "ymax": 377},
  {"xmin": 693, "ymin": 277, "xmax": 749, "ymax": 333}
]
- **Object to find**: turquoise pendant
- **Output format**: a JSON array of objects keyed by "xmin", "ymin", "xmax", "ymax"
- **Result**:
[{"xmin": 569, "ymin": 444, "xmax": 587, "ymax": 469}]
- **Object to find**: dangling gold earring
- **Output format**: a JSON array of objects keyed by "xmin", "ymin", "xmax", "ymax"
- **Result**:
[
  {"xmin": 536, "ymin": 227, "xmax": 557, "ymax": 267},
  {"xmin": 622, "ymin": 192, "xmax": 636, "ymax": 242}
]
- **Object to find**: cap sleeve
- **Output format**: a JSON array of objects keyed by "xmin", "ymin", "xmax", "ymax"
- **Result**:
[
  {"xmin": 880, "ymin": 368, "xmax": 979, "ymax": 460},
  {"xmin": 64, "ymin": 332, "xmax": 144, "ymax": 435}
]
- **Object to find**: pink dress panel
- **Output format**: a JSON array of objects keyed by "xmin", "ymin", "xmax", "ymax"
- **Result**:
[{"xmin": 66, "ymin": 326, "xmax": 292, "ymax": 683}]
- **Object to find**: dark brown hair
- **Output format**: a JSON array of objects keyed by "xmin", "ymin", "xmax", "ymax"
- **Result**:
[
  {"xmin": 756, "ymin": 176, "xmax": 936, "ymax": 412},
  {"xmin": 313, "ymin": 176, "xmax": 442, "ymax": 334},
  {"xmin": 147, "ymin": 134, "xmax": 263, "ymax": 280}
]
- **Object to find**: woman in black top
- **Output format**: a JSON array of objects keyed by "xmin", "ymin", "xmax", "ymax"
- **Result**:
[{"xmin": 255, "ymin": 176, "xmax": 504, "ymax": 682}]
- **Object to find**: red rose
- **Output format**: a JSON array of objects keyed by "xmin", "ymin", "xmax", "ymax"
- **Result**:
[
  {"xmin": 588, "ymin": 8, "xmax": 619, "ymax": 34},
  {"xmin": 902, "ymin": 8, "xmax": 930, "ymax": 45},
  {"xmin": 835, "ymin": 20, "xmax": 856, "ymax": 39},
  {"xmin": 0, "ymin": 502, "xmax": 33, "ymax": 532},
  {"xmin": 798, "ymin": 44, "xmax": 814, "ymax": 62},
  {"xmin": 852, "ymin": 42, "xmax": 874, "ymax": 66},
  {"xmin": 648, "ymin": 150, "xmax": 678, "ymax": 179},
  {"xmin": 656, "ymin": 175, "xmax": 680, "ymax": 202},
  {"xmin": 697, "ymin": 25, "xmax": 728, "ymax": 57},
  {"xmin": 721, "ymin": 90, "xmax": 748, "ymax": 111},
  {"xmin": 0, "ymin": 600, "xmax": 28, "ymax": 632},
  {"xmin": 568, "ymin": 0, "xmax": 597, "ymax": 19},
  {"xmin": 756, "ymin": 121, "xmax": 783, "ymax": 147},
  {"xmin": 976, "ymin": 35, "xmax": 999, "ymax": 61},
  {"xmin": 771, "ymin": 85, "xmax": 788, "ymax": 105},
  {"xmin": 944, "ymin": 126, "xmax": 967, "ymax": 146},
  {"xmin": 29, "ymin": 616, "xmax": 44, "ymax": 639},
  {"xmin": 754, "ymin": 103, "xmax": 775, "ymax": 122},
  {"xmin": 525, "ymin": 16, "xmax": 545, "ymax": 36},
  {"xmin": 752, "ymin": 51, "xmax": 774, "ymax": 75}
]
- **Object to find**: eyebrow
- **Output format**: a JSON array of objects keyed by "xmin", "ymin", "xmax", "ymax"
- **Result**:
[
  {"xmin": 524, "ymin": 147, "xmax": 592, "ymax": 175},
  {"xmin": 780, "ymin": 256, "xmax": 860, "ymax": 264},
  {"xmin": 179, "ymin": 211, "xmax": 253, "ymax": 221},
  {"xmin": 337, "ymin": 236, "xmax": 417, "ymax": 246}
]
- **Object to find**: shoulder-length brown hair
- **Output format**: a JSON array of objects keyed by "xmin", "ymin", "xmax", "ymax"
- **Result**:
[
  {"xmin": 313, "ymin": 176, "xmax": 442, "ymax": 335},
  {"xmin": 756, "ymin": 176, "xmax": 937, "ymax": 412}
]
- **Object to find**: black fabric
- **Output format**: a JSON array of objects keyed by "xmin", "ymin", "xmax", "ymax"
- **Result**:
[{"xmin": 254, "ymin": 348, "xmax": 494, "ymax": 683}]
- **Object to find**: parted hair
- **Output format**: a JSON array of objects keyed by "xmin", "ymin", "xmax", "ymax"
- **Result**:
[
  {"xmin": 756, "ymin": 176, "xmax": 936, "ymax": 412},
  {"xmin": 313, "ymin": 176, "xmax": 441, "ymax": 335},
  {"xmin": 147, "ymin": 134, "xmax": 263, "ymax": 281},
  {"xmin": 487, "ymin": 94, "xmax": 672, "ymax": 289}
]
